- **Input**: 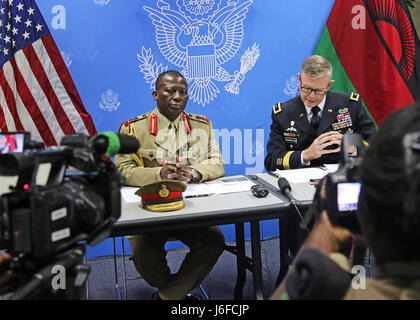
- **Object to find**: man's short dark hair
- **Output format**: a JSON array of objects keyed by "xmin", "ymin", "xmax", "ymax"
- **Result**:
[
  {"xmin": 155, "ymin": 70, "xmax": 187, "ymax": 90},
  {"xmin": 359, "ymin": 103, "xmax": 420, "ymax": 258}
]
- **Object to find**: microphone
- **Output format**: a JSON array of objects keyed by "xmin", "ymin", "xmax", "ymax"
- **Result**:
[
  {"xmin": 278, "ymin": 177, "xmax": 295, "ymax": 204},
  {"xmin": 88, "ymin": 132, "xmax": 140, "ymax": 157},
  {"xmin": 278, "ymin": 177, "xmax": 309, "ymax": 233}
]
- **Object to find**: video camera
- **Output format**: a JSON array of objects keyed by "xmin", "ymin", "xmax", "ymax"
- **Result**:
[
  {"xmin": 0, "ymin": 131, "xmax": 139, "ymax": 299},
  {"xmin": 321, "ymin": 133, "xmax": 366, "ymax": 234}
]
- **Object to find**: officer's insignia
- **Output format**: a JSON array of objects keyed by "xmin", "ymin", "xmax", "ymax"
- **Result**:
[
  {"xmin": 332, "ymin": 112, "xmax": 353, "ymax": 131},
  {"xmin": 120, "ymin": 114, "xmax": 146, "ymax": 133},
  {"xmin": 285, "ymin": 127, "xmax": 297, "ymax": 133},
  {"xmin": 339, "ymin": 108, "xmax": 349, "ymax": 114},
  {"xmin": 273, "ymin": 103, "xmax": 282, "ymax": 114},
  {"xmin": 284, "ymin": 125, "xmax": 298, "ymax": 144},
  {"xmin": 195, "ymin": 115, "xmax": 211, "ymax": 124},
  {"xmin": 139, "ymin": 0, "xmax": 260, "ymax": 106},
  {"xmin": 350, "ymin": 92, "xmax": 360, "ymax": 101},
  {"xmin": 179, "ymin": 142, "xmax": 194, "ymax": 156},
  {"xmin": 182, "ymin": 113, "xmax": 192, "ymax": 133},
  {"xmin": 158, "ymin": 185, "xmax": 170, "ymax": 198},
  {"xmin": 150, "ymin": 113, "xmax": 158, "ymax": 135}
]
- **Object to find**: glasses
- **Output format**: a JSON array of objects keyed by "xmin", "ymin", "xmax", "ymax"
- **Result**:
[{"xmin": 300, "ymin": 86, "xmax": 329, "ymax": 96}]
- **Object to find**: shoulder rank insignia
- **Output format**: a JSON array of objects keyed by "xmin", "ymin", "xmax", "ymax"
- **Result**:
[
  {"xmin": 192, "ymin": 114, "xmax": 211, "ymax": 124},
  {"xmin": 119, "ymin": 114, "xmax": 146, "ymax": 133},
  {"xmin": 273, "ymin": 103, "xmax": 282, "ymax": 114},
  {"xmin": 350, "ymin": 92, "xmax": 360, "ymax": 102}
]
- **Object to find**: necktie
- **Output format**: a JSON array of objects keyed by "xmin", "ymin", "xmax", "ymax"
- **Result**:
[
  {"xmin": 310, "ymin": 106, "xmax": 321, "ymax": 130},
  {"xmin": 168, "ymin": 124, "xmax": 177, "ymax": 155}
]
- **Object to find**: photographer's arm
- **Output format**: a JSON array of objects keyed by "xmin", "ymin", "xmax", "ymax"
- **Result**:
[{"xmin": 270, "ymin": 210, "xmax": 351, "ymax": 300}]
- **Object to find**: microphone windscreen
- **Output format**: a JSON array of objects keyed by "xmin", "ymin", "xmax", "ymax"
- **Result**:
[
  {"xmin": 117, "ymin": 134, "xmax": 140, "ymax": 154},
  {"xmin": 277, "ymin": 177, "xmax": 292, "ymax": 193}
]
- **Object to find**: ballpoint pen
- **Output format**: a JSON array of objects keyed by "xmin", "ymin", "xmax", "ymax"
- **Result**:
[
  {"xmin": 267, "ymin": 171, "xmax": 281, "ymax": 178},
  {"xmin": 185, "ymin": 194, "xmax": 211, "ymax": 198}
]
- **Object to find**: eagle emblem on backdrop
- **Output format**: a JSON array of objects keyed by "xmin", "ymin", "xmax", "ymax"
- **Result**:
[{"xmin": 138, "ymin": 0, "xmax": 260, "ymax": 106}]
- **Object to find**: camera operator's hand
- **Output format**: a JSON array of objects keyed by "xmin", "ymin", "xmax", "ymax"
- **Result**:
[
  {"xmin": 270, "ymin": 179, "xmax": 352, "ymax": 300},
  {"xmin": 302, "ymin": 131, "xmax": 343, "ymax": 162},
  {"xmin": 305, "ymin": 210, "xmax": 352, "ymax": 254},
  {"xmin": 0, "ymin": 253, "xmax": 19, "ymax": 295},
  {"xmin": 306, "ymin": 178, "xmax": 352, "ymax": 253}
]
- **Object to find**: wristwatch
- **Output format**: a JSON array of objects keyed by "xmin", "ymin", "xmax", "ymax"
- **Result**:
[{"xmin": 190, "ymin": 168, "xmax": 201, "ymax": 183}]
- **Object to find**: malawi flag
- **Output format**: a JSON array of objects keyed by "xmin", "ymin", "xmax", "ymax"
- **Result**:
[{"xmin": 315, "ymin": 0, "xmax": 420, "ymax": 126}]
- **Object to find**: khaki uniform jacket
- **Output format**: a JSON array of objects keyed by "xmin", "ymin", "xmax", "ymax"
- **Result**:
[{"xmin": 114, "ymin": 108, "xmax": 225, "ymax": 187}]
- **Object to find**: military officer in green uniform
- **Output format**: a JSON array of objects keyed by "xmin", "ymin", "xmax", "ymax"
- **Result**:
[
  {"xmin": 265, "ymin": 55, "xmax": 376, "ymax": 171},
  {"xmin": 271, "ymin": 103, "xmax": 420, "ymax": 300},
  {"xmin": 115, "ymin": 70, "xmax": 225, "ymax": 300}
]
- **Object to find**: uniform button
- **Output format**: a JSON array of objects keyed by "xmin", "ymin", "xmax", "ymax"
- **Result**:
[{"xmin": 149, "ymin": 152, "xmax": 153, "ymax": 157}]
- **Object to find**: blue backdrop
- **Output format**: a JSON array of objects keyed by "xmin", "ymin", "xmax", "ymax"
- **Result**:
[{"xmin": 36, "ymin": 0, "xmax": 335, "ymax": 257}]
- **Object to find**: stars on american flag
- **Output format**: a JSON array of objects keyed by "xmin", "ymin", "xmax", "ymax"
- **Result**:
[{"xmin": 0, "ymin": 0, "xmax": 45, "ymax": 60}]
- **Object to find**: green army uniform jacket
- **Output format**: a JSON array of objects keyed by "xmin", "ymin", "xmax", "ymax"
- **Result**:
[
  {"xmin": 280, "ymin": 249, "xmax": 420, "ymax": 300},
  {"xmin": 114, "ymin": 107, "xmax": 225, "ymax": 187},
  {"xmin": 343, "ymin": 261, "xmax": 420, "ymax": 300}
]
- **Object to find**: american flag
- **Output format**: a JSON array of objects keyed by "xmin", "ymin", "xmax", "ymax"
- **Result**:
[{"xmin": 0, "ymin": 0, "xmax": 96, "ymax": 147}]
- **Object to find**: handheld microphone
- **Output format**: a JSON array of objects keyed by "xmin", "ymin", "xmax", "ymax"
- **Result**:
[
  {"xmin": 88, "ymin": 132, "xmax": 140, "ymax": 157},
  {"xmin": 278, "ymin": 177, "xmax": 295, "ymax": 204}
]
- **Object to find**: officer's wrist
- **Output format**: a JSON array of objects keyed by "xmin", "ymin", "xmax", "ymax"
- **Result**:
[
  {"xmin": 301, "ymin": 150, "xmax": 312, "ymax": 165},
  {"xmin": 189, "ymin": 168, "xmax": 201, "ymax": 183},
  {"xmin": 301, "ymin": 151, "xmax": 311, "ymax": 166}
]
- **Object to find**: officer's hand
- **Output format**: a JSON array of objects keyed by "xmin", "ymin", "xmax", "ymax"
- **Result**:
[
  {"xmin": 302, "ymin": 131, "xmax": 343, "ymax": 162},
  {"xmin": 160, "ymin": 162, "xmax": 179, "ymax": 180},
  {"xmin": 160, "ymin": 159, "xmax": 193, "ymax": 182},
  {"xmin": 175, "ymin": 162, "xmax": 193, "ymax": 182}
]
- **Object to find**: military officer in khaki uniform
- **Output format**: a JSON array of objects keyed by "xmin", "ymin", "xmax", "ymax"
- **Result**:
[
  {"xmin": 271, "ymin": 103, "xmax": 420, "ymax": 300},
  {"xmin": 115, "ymin": 70, "xmax": 225, "ymax": 300}
]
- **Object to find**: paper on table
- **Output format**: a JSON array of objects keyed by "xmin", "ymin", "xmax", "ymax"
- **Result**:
[
  {"xmin": 184, "ymin": 178, "xmax": 256, "ymax": 197},
  {"xmin": 323, "ymin": 164, "xmax": 339, "ymax": 173},
  {"xmin": 121, "ymin": 187, "xmax": 141, "ymax": 203},
  {"xmin": 211, "ymin": 180, "xmax": 256, "ymax": 195},
  {"xmin": 275, "ymin": 167, "xmax": 330, "ymax": 183},
  {"xmin": 183, "ymin": 183, "xmax": 213, "ymax": 197}
]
